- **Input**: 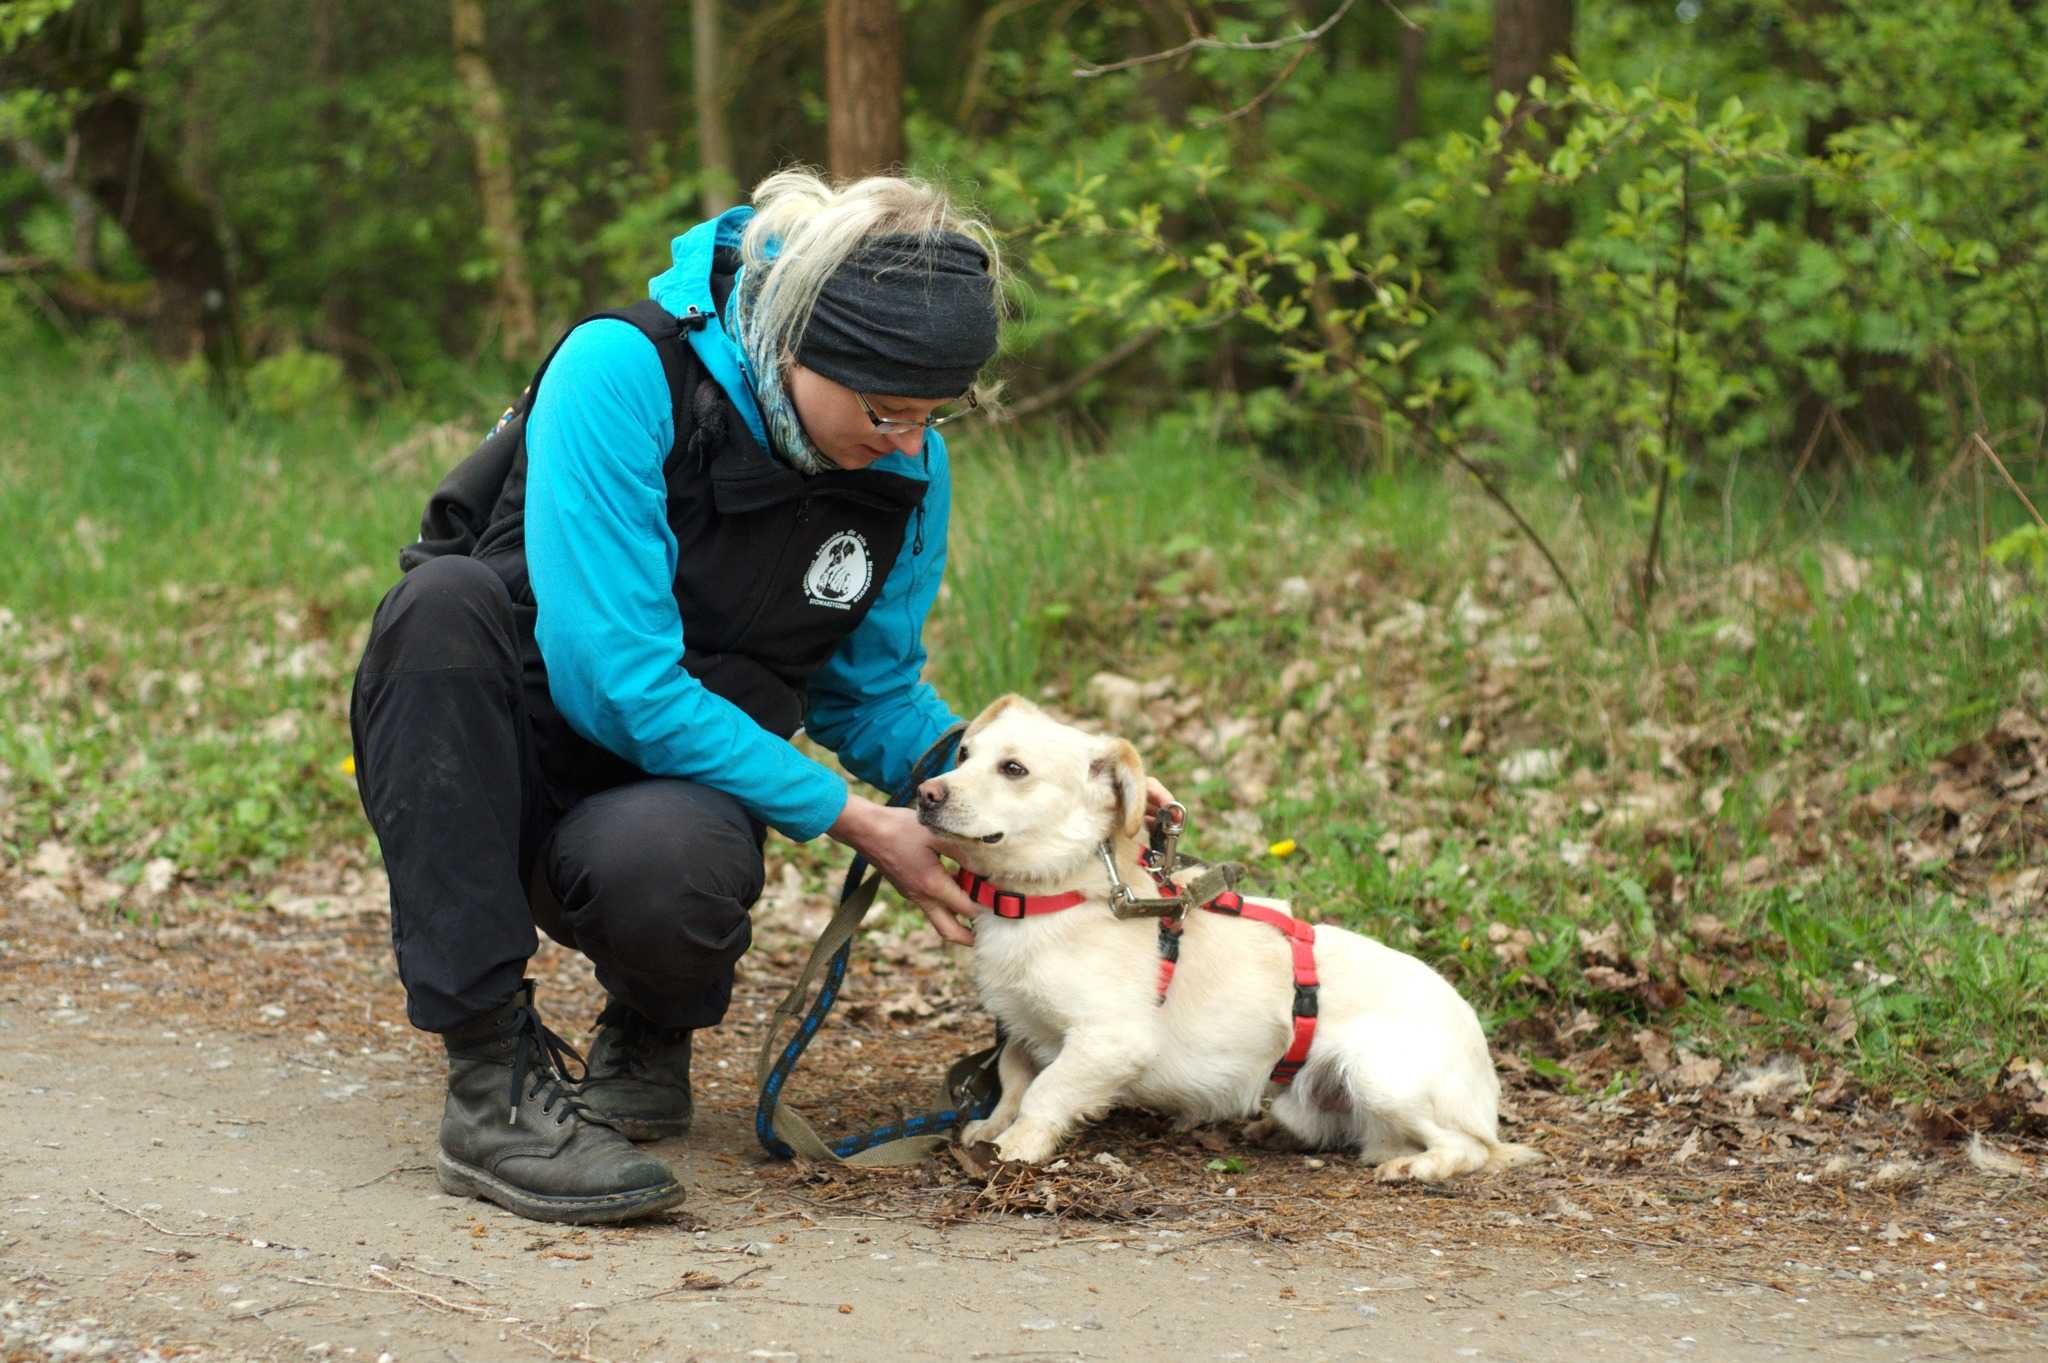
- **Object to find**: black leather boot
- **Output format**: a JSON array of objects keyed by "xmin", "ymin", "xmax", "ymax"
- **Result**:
[
  {"xmin": 437, "ymin": 981, "xmax": 685, "ymax": 1223},
  {"xmin": 577, "ymin": 996, "xmax": 695, "ymax": 1141}
]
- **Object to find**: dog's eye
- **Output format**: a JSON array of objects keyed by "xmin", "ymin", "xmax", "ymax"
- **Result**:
[
  {"xmin": 1000, "ymin": 759, "xmax": 1028, "ymax": 779},
  {"xmin": 956, "ymin": 745, "xmax": 969, "ymax": 762}
]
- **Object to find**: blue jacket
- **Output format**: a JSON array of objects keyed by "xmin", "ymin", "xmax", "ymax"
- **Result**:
[{"xmin": 523, "ymin": 206, "xmax": 959, "ymax": 840}]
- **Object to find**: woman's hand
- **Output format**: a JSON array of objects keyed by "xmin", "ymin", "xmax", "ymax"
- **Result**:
[
  {"xmin": 1143, "ymin": 776, "xmax": 1178, "ymax": 826},
  {"xmin": 826, "ymin": 797, "xmax": 980, "ymax": 946}
]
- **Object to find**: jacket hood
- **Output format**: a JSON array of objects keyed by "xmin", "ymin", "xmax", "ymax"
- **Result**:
[{"xmin": 650, "ymin": 205, "xmax": 766, "ymax": 449}]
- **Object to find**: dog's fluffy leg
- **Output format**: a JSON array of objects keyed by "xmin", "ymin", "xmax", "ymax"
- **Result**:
[
  {"xmin": 959, "ymin": 1042, "xmax": 1039, "ymax": 1147},
  {"xmin": 1283, "ymin": 1022, "xmax": 1534, "ymax": 1181},
  {"xmin": 991, "ymin": 1032, "xmax": 1146, "ymax": 1165},
  {"xmin": 1372, "ymin": 1121, "xmax": 1495, "ymax": 1183}
]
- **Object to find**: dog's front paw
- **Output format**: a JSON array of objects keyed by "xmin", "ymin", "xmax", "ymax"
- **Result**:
[
  {"xmin": 992, "ymin": 1119, "xmax": 1060, "ymax": 1165},
  {"xmin": 959, "ymin": 1117, "xmax": 1006, "ymax": 1147},
  {"xmin": 1244, "ymin": 1117, "xmax": 1297, "ymax": 1149}
]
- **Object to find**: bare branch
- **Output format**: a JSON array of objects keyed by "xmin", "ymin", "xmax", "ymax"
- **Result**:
[
  {"xmin": 1639, "ymin": 153, "xmax": 1693, "ymax": 629},
  {"xmin": 1431, "ymin": 436, "xmax": 1600, "ymax": 641},
  {"xmin": 1073, "ymin": 0, "xmax": 1367, "ymax": 80},
  {"xmin": 993, "ymin": 324, "xmax": 1167, "ymax": 425},
  {"xmin": 1973, "ymin": 432, "xmax": 2047, "ymax": 529},
  {"xmin": 1213, "ymin": 42, "xmax": 1311, "ymax": 123}
]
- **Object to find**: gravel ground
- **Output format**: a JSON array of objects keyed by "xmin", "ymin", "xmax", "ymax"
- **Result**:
[{"xmin": 2, "ymin": 868, "xmax": 2044, "ymax": 1362}]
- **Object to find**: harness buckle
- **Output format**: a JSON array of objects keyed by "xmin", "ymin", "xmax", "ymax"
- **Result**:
[{"xmin": 1099, "ymin": 842, "xmax": 1185, "ymax": 920}]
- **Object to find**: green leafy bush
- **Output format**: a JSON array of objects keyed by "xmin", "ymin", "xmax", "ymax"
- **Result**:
[{"xmin": 244, "ymin": 347, "xmax": 350, "ymax": 420}]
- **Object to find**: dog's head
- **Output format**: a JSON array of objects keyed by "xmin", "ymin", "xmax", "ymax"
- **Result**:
[{"xmin": 917, "ymin": 694, "xmax": 1146, "ymax": 883}]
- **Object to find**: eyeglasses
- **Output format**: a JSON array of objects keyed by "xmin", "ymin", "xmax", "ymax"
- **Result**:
[{"xmin": 855, "ymin": 388, "xmax": 980, "ymax": 437}]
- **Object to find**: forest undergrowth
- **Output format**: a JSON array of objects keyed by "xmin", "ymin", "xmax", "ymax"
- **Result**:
[{"xmin": 3, "ymin": 339, "xmax": 2045, "ymax": 1132}]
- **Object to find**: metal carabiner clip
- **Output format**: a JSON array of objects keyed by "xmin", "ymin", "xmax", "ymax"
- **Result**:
[
  {"xmin": 1098, "ymin": 842, "xmax": 1184, "ymax": 920},
  {"xmin": 1149, "ymin": 800, "xmax": 1188, "ymax": 880}
]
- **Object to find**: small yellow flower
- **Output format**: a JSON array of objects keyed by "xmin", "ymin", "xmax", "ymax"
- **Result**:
[
  {"xmin": 340, "ymin": 755, "xmax": 356, "ymax": 776},
  {"xmin": 1267, "ymin": 838, "xmax": 1297, "ymax": 858}
]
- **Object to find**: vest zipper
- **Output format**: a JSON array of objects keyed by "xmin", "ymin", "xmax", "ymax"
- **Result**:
[{"xmin": 912, "ymin": 501, "xmax": 925, "ymax": 555}]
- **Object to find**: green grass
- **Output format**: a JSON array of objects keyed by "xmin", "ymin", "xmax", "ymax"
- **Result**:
[{"xmin": 4, "ymin": 334, "xmax": 2045, "ymax": 1103}]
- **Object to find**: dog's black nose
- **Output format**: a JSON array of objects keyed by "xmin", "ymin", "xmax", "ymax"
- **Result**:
[{"xmin": 917, "ymin": 778, "xmax": 947, "ymax": 811}]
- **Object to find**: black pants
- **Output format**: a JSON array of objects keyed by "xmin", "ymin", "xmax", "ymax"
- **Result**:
[{"xmin": 348, "ymin": 556, "xmax": 765, "ymax": 1034}]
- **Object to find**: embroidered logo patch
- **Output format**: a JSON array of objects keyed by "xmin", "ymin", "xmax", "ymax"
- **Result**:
[{"xmin": 803, "ymin": 530, "xmax": 873, "ymax": 610}]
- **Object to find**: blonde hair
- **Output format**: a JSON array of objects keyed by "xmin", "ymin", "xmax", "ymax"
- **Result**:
[{"xmin": 736, "ymin": 168, "xmax": 1005, "ymax": 403}]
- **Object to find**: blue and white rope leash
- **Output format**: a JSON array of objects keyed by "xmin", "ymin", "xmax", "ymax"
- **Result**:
[{"xmin": 754, "ymin": 726, "xmax": 997, "ymax": 1162}]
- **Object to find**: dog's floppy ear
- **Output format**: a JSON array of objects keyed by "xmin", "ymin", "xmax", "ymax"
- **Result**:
[
  {"xmin": 1090, "ymin": 738, "xmax": 1147, "ymax": 841},
  {"xmin": 964, "ymin": 693, "xmax": 1029, "ymax": 741}
]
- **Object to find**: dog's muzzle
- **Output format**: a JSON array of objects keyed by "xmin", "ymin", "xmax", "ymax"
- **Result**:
[{"xmin": 917, "ymin": 779, "xmax": 1003, "ymax": 842}]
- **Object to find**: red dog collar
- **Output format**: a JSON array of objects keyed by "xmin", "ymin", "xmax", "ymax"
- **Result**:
[{"xmin": 956, "ymin": 869, "xmax": 1089, "ymax": 920}]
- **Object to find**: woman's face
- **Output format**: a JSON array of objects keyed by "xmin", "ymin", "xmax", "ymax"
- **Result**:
[{"xmin": 787, "ymin": 363, "xmax": 950, "ymax": 470}]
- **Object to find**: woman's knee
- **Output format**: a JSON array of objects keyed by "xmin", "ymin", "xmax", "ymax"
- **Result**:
[
  {"xmin": 549, "ymin": 784, "xmax": 766, "ymax": 956},
  {"xmin": 360, "ymin": 557, "xmax": 517, "ymax": 675}
]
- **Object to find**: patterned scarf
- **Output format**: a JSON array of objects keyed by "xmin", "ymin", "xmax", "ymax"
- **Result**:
[{"xmin": 730, "ymin": 266, "xmax": 830, "ymax": 476}]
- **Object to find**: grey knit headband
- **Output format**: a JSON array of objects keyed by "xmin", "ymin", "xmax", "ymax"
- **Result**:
[{"xmin": 795, "ymin": 231, "xmax": 999, "ymax": 398}]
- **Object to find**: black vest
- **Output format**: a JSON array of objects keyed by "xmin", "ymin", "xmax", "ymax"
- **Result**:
[{"xmin": 406, "ymin": 301, "xmax": 928, "ymax": 754}]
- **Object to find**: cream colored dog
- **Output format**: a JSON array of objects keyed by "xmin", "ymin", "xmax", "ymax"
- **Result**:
[{"xmin": 920, "ymin": 695, "xmax": 1539, "ymax": 1182}]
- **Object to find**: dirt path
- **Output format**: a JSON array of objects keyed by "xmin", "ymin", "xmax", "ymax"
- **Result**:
[{"xmin": 3, "ymin": 882, "xmax": 2044, "ymax": 1363}]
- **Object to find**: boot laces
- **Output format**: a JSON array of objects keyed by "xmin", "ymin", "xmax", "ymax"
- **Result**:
[{"xmin": 505, "ymin": 1000, "xmax": 602, "ymax": 1128}]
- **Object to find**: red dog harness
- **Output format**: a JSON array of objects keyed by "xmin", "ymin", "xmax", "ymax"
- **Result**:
[{"xmin": 955, "ymin": 865, "xmax": 1321, "ymax": 1086}]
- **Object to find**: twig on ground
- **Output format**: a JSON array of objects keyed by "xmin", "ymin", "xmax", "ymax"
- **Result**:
[
  {"xmin": 514, "ymin": 1325, "xmax": 611, "ymax": 1363},
  {"xmin": 341, "ymin": 1164, "xmax": 434, "ymax": 1192},
  {"xmin": 228, "ymin": 1297, "xmax": 318, "ymax": 1321},
  {"xmin": 1157, "ymin": 1226, "xmax": 1258, "ymax": 1256},
  {"xmin": 904, "ymin": 1241, "xmax": 1018, "ymax": 1262},
  {"xmin": 397, "ymin": 1259, "xmax": 497, "ymax": 1293},
  {"xmin": 607, "ymin": 1264, "xmax": 769, "ymax": 1305},
  {"xmin": 87, "ymin": 1188, "xmax": 228, "ymax": 1240},
  {"xmin": 283, "ymin": 1270, "xmax": 495, "ymax": 1317},
  {"xmin": 367, "ymin": 1264, "xmax": 498, "ymax": 1314}
]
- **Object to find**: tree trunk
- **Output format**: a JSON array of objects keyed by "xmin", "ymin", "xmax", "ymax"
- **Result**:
[
  {"xmin": 450, "ymin": 0, "xmax": 539, "ymax": 360},
  {"xmin": 693, "ymin": 0, "xmax": 737, "ymax": 212},
  {"xmin": 4, "ymin": 3, "xmax": 244, "ymax": 379},
  {"xmin": 624, "ymin": 0, "xmax": 667, "ymax": 182},
  {"xmin": 825, "ymin": 0, "xmax": 904, "ymax": 180},
  {"xmin": 310, "ymin": 0, "xmax": 362, "ymax": 351},
  {"xmin": 1491, "ymin": 0, "xmax": 1573, "ymax": 341},
  {"xmin": 71, "ymin": 94, "xmax": 243, "ymax": 375},
  {"xmin": 1393, "ymin": 4, "xmax": 1428, "ymax": 146}
]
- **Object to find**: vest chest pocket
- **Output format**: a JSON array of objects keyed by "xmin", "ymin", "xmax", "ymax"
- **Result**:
[{"xmin": 669, "ymin": 434, "xmax": 926, "ymax": 678}]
